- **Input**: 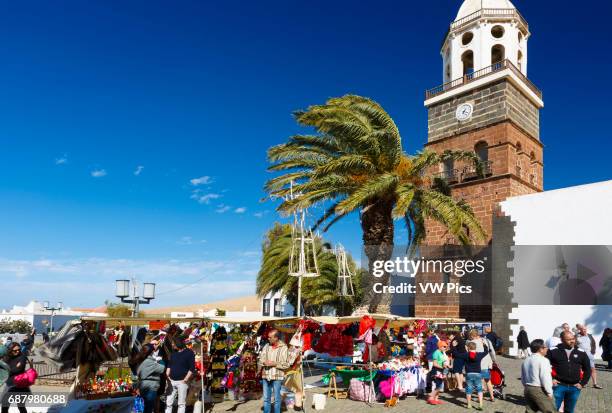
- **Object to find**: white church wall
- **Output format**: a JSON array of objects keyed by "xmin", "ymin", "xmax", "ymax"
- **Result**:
[{"xmin": 500, "ymin": 180, "xmax": 612, "ymax": 357}]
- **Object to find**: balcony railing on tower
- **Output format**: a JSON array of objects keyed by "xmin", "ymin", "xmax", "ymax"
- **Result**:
[
  {"xmin": 433, "ymin": 161, "xmax": 493, "ymax": 186},
  {"xmin": 451, "ymin": 8, "xmax": 528, "ymax": 32},
  {"xmin": 425, "ymin": 59, "xmax": 542, "ymax": 100}
]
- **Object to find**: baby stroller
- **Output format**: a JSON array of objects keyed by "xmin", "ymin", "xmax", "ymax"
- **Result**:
[{"xmin": 489, "ymin": 363, "xmax": 506, "ymax": 400}]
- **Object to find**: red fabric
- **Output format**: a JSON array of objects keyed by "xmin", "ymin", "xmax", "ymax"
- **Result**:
[
  {"xmin": 359, "ymin": 316, "xmax": 375, "ymax": 337},
  {"xmin": 302, "ymin": 332, "xmax": 313, "ymax": 351},
  {"xmin": 313, "ymin": 324, "xmax": 353, "ymax": 357},
  {"xmin": 298, "ymin": 319, "xmax": 319, "ymax": 352}
]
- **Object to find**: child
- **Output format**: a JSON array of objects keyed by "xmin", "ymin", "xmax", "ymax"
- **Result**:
[
  {"xmin": 453, "ymin": 342, "xmax": 489, "ymax": 410},
  {"xmin": 427, "ymin": 340, "xmax": 451, "ymax": 405}
]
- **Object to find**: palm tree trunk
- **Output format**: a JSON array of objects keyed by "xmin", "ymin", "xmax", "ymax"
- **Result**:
[{"xmin": 355, "ymin": 197, "xmax": 395, "ymax": 314}]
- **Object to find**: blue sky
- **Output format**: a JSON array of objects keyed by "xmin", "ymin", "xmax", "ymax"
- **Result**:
[{"xmin": 1, "ymin": 0, "xmax": 610, "ymax": 308}]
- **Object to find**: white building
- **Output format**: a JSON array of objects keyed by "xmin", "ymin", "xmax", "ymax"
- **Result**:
[
  {"xmin": 500, "ymin": 181, "xmax": 612, "ymax": 356},
  {"xmin": 260, "ymin": 291, "xmax": 296, "ymax": 317},
  {"xmin": 0, "ymin": 301, "xmax": 106, "ymax": 333}
]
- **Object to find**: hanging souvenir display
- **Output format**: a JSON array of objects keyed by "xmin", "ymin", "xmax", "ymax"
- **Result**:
[
  {"xmin": 238, "ymin": 337, "xmax": 261, "ymax": 400},
  {"xmin": 210, "ymin": 326, "xmax": 228, "ymax": 403}
]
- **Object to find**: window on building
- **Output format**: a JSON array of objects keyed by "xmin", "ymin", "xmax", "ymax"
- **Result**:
[
  {"xmin": 462, "ymin": 50, "xmax": 474, "ymax": 76},
  {"xmin": 462, "ymin": 32, "xmax": 474, "ymax": 46},
  {"xmin": 518, "ymin": 50, "xmax": 524, "ymax": 72},
  {"xmin": 262, "ymin": 299, "xmax": 270, "ymax": 316},
  {"xmin": 443, "ymin": 158, "xmax": 456, "ymax": 183},
  {"xmin": 475, "ymin": 141, "xmax": 489, "ymax": 163},
  {"xmin": 491, "ymin": 25, "xmax": 505, "ymax": 39},
  {"xmin": 491, "ymin": 44, "xmax": 505, "ymax": 65},
  {"xmin": 273, "ymin": 298, "xmax": 282, "ymax": 317}
]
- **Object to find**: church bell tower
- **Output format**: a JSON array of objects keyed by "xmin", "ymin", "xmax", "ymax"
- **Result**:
[{"xmin": 415, "ymin": 0, "xmax": 544, "ymax": 319}]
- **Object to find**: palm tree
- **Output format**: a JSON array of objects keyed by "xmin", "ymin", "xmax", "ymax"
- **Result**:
[
  {"xmin": 265, "ymin": 95, "xmax": 485, "ymax": 313},
  {"xmin": 256, "ymin": 223, "xmax": 363, "ymax": 315}
]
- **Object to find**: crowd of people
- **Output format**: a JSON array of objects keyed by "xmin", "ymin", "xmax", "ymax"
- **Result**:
[{"xmin": 517, "ymin": 322, "xmax": 612, "ymax": 413}]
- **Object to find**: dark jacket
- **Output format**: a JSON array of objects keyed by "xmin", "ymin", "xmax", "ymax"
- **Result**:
[
  {"xmin": 453, "ymin": 345, "xmax": 489, "ymax": 374},
  {"xmin": 546, "ymin": 344, "xmax": 591, "ymax": 387},
  {"xmin": 5, "ymin": 353, "xmax": 27, "ymax": 388},
  {"xmin": 517, "ymin": 330, "xmax": 530, "ymax": 350},
  {"xmin": 425, "ymin": 335, "xmax": 439, "ymax": 359}
]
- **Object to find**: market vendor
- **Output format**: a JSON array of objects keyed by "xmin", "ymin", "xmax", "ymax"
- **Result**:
[{"xmin": 362, "ymin": 334, "xmax": 387, "ymax": 364}]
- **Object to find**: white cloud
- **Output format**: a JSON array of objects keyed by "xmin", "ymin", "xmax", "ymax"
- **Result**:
[
  {"xmin": 55, "ymin": 155, "xmax": 68, "ymax": 165},
  {"xmin": 177, "ymin": 236, "xmax": 206, "ymax": 245},
  {"xmin": 134, "ymin": 166, "xmax": 144, "ymax": 176},
  {"xmin": 190, "ymin": 192, "xmax": 220, "ymax": 204},
  {"xmin": 234, "ymin": 207, "xmax": 247, "ymax": 214},
  {"xmin": 190, "ymin": 176, "xmax": 212, "ymax": 186},
  {"xmin": 91, "ymin": 169, "xmax": 107, "ymax": 178},
  {"xmin": 215, "ymin": 204, "xmax": 231, "ymax": 213}
]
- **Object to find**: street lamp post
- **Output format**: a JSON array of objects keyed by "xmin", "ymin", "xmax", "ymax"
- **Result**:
[
  {"xmin": 43, "ymin": 301, "xmax": 63, "ymax": 333},
  {"xmin": 115, "ymin": 278, "xmax": 156, "ymax": 317}
]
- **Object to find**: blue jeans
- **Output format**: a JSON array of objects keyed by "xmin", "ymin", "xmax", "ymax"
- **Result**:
[
  {"xmin": 140, "ymin": 388, "xmax": 157, "ymax": 413},
  {"xmin": 465, "ymin": 373, "xmax": 483, "ymax": 395},
  {"xmin": 553, "ymin": 384, "xmax": 581, "ymax": 413},
  {"xmin": 262, "ymin": 379, "xmax": 283, "ymax": 413}
]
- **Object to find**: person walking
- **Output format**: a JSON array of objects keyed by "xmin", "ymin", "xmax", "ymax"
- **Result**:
[
  {"xmin": 521, "ymin": 339, "xmax": 556, "ymax": 413},
  {"xmin": 450, "ymin": 332, "xmax": 467, "ymax": 391},
  {"xmin": 426, "ymin": 340, "xmax": 450, "ymax": 405},
  {"xmin": 164, "ymin": 338, "xmax": 196, "ymax": 413},
  {"xmin": 575, "ymin": 324, "xmax": 602, "ymax": 389},
  {"xmin": 1, "ymin": 342, "xmax": 30, "ymax": 413},
  {"xmin": 547, "ymin": 331, "xmax": 591, "ymax": 413},
  {"xmin": 258, "ymin": 329, "xmax": 290, "ymax": 413},
  {"xmin": 600, "ymin": 328, "xmax": 612, "ymax": 370},
  {"xmin": 134, "ymin": 344, "xmax": 165, "ymax": 413},
  {"xmin": 467, "ymin": 329, "xmax": 497, "ymax": 403},
  {"xmin": 453, "ymin": 341, "xmax": 490, "ymax": 410},
  {"xmin": 517, "ymin": 326, "xmax": 530, "ymax": 359}
]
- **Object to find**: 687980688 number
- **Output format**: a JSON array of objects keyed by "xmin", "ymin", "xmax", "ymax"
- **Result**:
[{"xmin": 3, "ymin": 392, "xmax": 68, "ymax": 407}]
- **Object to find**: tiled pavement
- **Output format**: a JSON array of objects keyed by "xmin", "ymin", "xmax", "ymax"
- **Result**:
[{"xmin": 206, "ymin": 357, "xmax": 611, "ymax": 413}]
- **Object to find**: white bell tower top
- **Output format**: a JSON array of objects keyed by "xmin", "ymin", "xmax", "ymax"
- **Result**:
[{"xmin": 442, "ymin": 0, "xmax": 529, "ymax": 83}]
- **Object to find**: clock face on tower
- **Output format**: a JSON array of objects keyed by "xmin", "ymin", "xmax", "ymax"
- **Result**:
[{"xmin": 455, "ymin": 103, "xmax": 474, "ymax": 122}]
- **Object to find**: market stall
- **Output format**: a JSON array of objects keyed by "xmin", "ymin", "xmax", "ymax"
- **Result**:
[{"xmin": 38, "ymin": 313, "xmax": 465, "ymax": 411}]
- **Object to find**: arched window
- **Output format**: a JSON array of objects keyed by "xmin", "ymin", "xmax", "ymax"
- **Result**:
[
  {"xmin": 443, "ymin": 158, "xmax": 456, "ymax": 183},
  {"xmin": 445, "ymin": 64, "xmax": 451, "ymax": 81},
  {"xmin": 462, "ymin": 50, "xmax": 474, "ymax": 76},
  {"xmin": 518, "ymin": 50, "xmax": 524, "ymax": 72},
  {"xmin": 492, "ymin": 45, "xmax": 505, "ymax": 65},
  {"xmin": 516, "ymin": 141, "xmax": 522, "ymax": 153},
  {"xmin": 530, "ymin": 151, "xmax": 536, "ymax": 162},
  {"xmin": 475, "ymin": 141, "xmax": 489, "ymax": 163}
]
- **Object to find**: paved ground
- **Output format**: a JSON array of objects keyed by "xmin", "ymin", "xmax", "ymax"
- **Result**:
[
  {"xmin": 202, "ymin": 357, "xmax": 611, "ymax": 413},
  {"xmin": 23, "ymin": 358, "xmax": 610, "ymax": 412}
]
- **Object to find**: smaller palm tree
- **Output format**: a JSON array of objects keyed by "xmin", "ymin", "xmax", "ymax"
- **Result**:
[{"xmin": 256, "ymin": 223, "xmax": 363, "ymax": 315}]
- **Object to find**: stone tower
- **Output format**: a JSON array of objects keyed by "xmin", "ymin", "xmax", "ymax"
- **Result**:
[{"xmin": 415, "ymin": 0, "xmax": 544, "ymax": 319}]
